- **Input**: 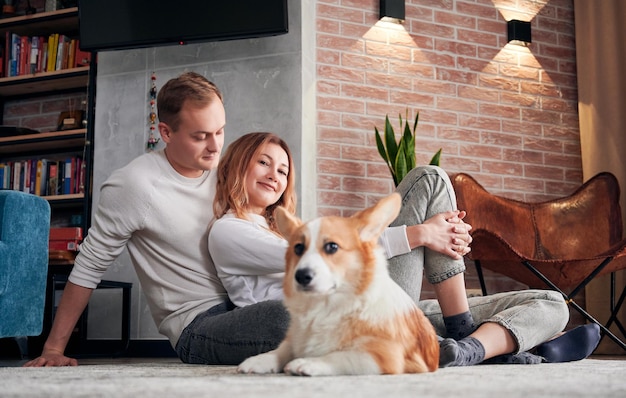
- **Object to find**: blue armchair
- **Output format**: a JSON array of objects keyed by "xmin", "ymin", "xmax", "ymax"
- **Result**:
[{"xmin": 0, "ymin": 190, "xmax": 50, "ymax": 346}]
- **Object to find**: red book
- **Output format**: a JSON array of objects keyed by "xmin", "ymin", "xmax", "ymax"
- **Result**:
[
  {"xmin": 4, "ymin": 31, "xmax": 9, "ymax": 77},
  {"xmin": 49, "ymin": 240, "xmax": 81, "ymax": 251},
  {"xmin": 19, "ymin": 35, "xmax": 29, "ymax": 75},
  {"xmin": 74, "ymin": 43, "xmax": 91, "ymax": 67},
  {"xmin": 49, "ymin": 227, "xmax": 83, "ymax": 241},
  {"xmin": 47, "ymin": 162, "xmax": 58, "ymax": 196}
]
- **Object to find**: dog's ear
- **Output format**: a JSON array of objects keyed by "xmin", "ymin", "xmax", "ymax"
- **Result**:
[
  {"xmin": 275, "ymin": 206, "xmax": 303, "ymax": 238},
  {"xmin": 355, "ymin": 193, "xmax": 401, "ymax": 242}
]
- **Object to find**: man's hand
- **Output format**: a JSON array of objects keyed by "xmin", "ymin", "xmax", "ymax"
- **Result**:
[
  {"xmin": 23, "ymin": 282, "xmax": 93, "ymax": 367},
  {"xmin": 23, "ymin": 348, "xmax": 78, "ymax": 367}
]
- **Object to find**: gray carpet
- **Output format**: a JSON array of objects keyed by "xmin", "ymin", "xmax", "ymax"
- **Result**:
[{"xmin": 1, "ymin": 357, "xmax": 625, "ymax": 397}]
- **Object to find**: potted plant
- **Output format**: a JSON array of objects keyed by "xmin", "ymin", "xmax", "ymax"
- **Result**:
[{"xmin": 375, "ymin": 110, "xmax": 441, "ymax": 187}]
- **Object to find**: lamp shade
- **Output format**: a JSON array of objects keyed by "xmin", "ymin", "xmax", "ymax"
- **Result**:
[
  {"xmin": 380, "ymin": 0, "xmax": 405, "ymax": 21},
  {"xmin": 507, "ymin": 20, "xmax": 531, "ymax": 44}
]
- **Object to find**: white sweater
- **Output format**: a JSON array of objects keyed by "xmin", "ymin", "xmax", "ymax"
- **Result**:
[
  {"xmin": 209, "ymin": 212, "xmax": 411, "ymax": 307},
  {"xmin": 69, "ymin": 150, "xmax": 227, "ymax": 346}
]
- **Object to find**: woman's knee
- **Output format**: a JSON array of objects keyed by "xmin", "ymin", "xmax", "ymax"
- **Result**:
[{"xmin": 400, "ymin": 165, "xmax": 447, "ymax": 189}]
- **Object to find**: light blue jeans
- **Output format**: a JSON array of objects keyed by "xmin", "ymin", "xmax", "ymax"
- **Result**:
[
  {"xmin": 176, "ymin": 166, "xmax": 569, "ymax": 364},
  {"xmin": 389, "ymin": 166, "xmax": 569, "ymax": 353}
]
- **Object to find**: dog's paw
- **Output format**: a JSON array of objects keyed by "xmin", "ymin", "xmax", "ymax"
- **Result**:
[
  {"xmin": 238, "ymin": 353, "xmax": 282, "ymax": 374},
  {"xmin": 284, "ymin": 358, "xmax": 334, "ymax": 376}
]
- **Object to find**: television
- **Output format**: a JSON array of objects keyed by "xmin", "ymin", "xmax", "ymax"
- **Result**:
[{"xmin": 78, "ymin": 0, "xmax": 289, "ymax": 51}]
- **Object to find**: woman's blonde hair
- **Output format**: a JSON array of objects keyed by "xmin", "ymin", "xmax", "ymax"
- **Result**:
[{"xmin": 213, "ymin": 132, "xmax": 297, "ymax": 234}]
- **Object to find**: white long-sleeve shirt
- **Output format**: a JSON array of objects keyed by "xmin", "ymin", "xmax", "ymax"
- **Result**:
[
  {"xmin": 209, "ymin": 212, "xmax": 411, "ymax": 307},
  {"xmin": 69, "ymin": 150, "xmax": 227, "ymax": 346},
  {"xmin": 209, "ymin": 213, "xmax": 286, "ymax": 307}
]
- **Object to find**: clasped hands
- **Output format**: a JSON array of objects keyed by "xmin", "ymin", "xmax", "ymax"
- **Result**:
[{"xmin": 405, "ymin": 210, "xmax": 473, "ymax": 260}]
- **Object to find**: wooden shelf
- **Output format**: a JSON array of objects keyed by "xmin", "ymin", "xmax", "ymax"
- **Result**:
[
  {"xmin": 0, "ymin": 67, "xmax": 90, "ymax": 97},
  {"xmin": 0, "ymin": 128, "xmax": 87, "ymax": 155},
  {"xmin": 45, "ymin": 193, "xmax": 84, "ymax": 201},
  {"xmin": 0, "ymin": 7, "xmax": 79, "ymax": 37}
]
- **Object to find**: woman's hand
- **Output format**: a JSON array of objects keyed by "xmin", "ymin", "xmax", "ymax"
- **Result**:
[{"xmin": 405, "ymin": 210, "xmax": 472, "ymax": 259}]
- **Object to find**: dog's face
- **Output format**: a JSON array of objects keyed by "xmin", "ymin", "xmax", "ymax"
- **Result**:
[{"xmin": 275, "ymin": 194, "xmax": 401, "ymax": 299}]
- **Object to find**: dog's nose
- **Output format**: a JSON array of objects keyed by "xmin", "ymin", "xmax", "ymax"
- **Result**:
[{"xmin": 295, "ymin": 268, "xmax": 314, "ymax": 287}]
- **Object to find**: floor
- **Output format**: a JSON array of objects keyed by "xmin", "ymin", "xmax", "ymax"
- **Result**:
[{"xmin": 2, "ymin": 356, "xmax": 625, "ymax": 398}]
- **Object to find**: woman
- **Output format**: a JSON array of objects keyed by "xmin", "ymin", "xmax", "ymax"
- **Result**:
[
  {"xmin": 209, "ymin": 132, "xmax": 600, "ymax": 367},
  {"xmin": 211, "ymin": 132, "xmax": 296, "ymax": 307}
]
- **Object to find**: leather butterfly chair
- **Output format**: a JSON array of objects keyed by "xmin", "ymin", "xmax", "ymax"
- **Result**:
[{"xmin": 452, "ymin": 172, "xmax": 626, "ymax": 351}]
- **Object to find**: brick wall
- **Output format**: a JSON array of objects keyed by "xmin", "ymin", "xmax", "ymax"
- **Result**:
[
  {"xmin": 315, "ymin": 0, "xmax": 580, "ymax": 298},
  {"xmin": 4, "ymin": 93, "xmax": 87, "ymax": 132}
]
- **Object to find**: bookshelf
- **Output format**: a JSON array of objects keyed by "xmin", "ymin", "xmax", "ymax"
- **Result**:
[
  {"xmin": 0, "ymin": 6, "xmax": 94, "ymax": 232},
  {"xmin": 0, "ymin": 6, "xmax": 98, "ymax": 356}
]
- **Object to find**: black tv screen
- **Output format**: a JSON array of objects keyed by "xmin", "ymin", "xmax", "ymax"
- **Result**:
[{"xmin": 78, "ymin": 0, "xmax": 289, "ymax": 51}]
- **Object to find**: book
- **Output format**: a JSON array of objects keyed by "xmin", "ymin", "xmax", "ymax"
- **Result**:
[
  {"xmin": 30, "ymin": 36, "xmax": 40, "ymax": 74},
  {"xmin": 46, "ymin": 33, "xmax": 58, "ymax": 72},
  {"xmin": 72, "ymin": 157, "xmax": 78, "ymax": 193},
  {"xmin": 29, "ymin": 159, "xmax": 35, "ymax": 193},
  {"xmin": 22, "ymin": 159, "xmax": 31, "ymax": 193},
  {"xmin": 57, "ymin": 159, "xmax": 65, "ymax": 193},
  {"xmin": 74, "ymin": 43, "xmax": 91, "ymax": 67},
  {"xmin": 10, "ymin": 33, "xmax": 20, "ymax": 77},
  {"xmin": 47, "ymin": 161, "xmax": 58, "ymax": 196},
  {"xmin": 39, "ymin": 37, "xmax": 48, "ymax": 73},
  {"xmin": 49, "ymin": 240, "xmax": 81, "ymax": 251},
  {"xmin": 12, "ymin": 160, "xmax": 21, "ymax": 191},
  {"xmin": 77, "ymin": 159, "xmax": 85, "ymax": 194},
  {"xmin": 49, "ymin": 227, "xmax": 83, "ymax": 241},
  {"xmin": 1, "ymin": 162, "xmax": 10, "ymax": 189},
  {"xmin": 67, "ymin": 39, "xmax": 76, "ymax": 70},
  {"xmin": 19, "ymin": 35, "xmax": 29, "ymax": 76},
  {"xmin": 35, "ymin": 158, "xmax": 48, "ymax": 196},
  {"xmin": 55, "ymin": 35, "xmax": 69, "ymax": 71},
  {"xmin": 62, "ymin": 157, "xmax": 73, "ymax": 194},
  {"xmin": 3, "ymin": 31, "xmax": 9, "ymax": 77}
]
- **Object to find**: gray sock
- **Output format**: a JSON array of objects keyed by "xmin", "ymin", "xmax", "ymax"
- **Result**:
[
  {"xmin": 482, "ymin": 351, "xmax": 543, "ymax": 365},
  {"xmin": 439, "ymin": 337, "xmax": 486, "ymax": 367},
  {"xmin": 443, "ymin": 311, "xmax": 477, "ymax": 340}
]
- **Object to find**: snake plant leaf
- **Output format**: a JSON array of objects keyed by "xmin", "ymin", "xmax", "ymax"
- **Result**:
[
  {"xmin": 375, "ymin": 126, "xmax": 390, "ymax": 164},
  {"xmin": 375, "ymin": 126, "xmax": 395, "ymax": 179},
  {"xmin": 413, "ymin": 111, "xmax": 420, "ymax": 133},
  {"xmin": 384, "ymin": 115, "xmax": 398, "ymax": 167},
  {"xmin": 429, "ymin": 148, "xmax": 442, "ymax": 166},
  {"xmin": 394, "ymin": 138, "xmax": 408, "ymax": 185},
  {"xmin": 402, "ymin": 119, "xmax": 416, "ymax": 171}
]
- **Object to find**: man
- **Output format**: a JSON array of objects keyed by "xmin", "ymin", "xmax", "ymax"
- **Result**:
[{"xmin": 25, "ymin": 72, "xmax": 230, "ymax": 366}]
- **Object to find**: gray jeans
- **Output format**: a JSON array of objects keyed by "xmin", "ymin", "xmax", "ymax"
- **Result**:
[{"xmin": 176, "ymin": 166, "xmax": 569, "ymax": 364}]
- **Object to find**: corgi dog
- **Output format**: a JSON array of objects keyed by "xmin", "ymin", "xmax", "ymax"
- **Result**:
[{"xmin": 238, "ymin": 193, "xmax": 439, "ymax": 376}]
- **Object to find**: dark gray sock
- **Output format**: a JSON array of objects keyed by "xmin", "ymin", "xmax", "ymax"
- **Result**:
[
  {"xmin": 443, "ymin": 311, "xmax": 477, "ymax": 340},
  {"xmin": 439, "ymin": 337, "xmax": 486, "ymax": 367},
  {"xmin": 482, "ymin": 351, "xmax": 543, "ymax": 365}
]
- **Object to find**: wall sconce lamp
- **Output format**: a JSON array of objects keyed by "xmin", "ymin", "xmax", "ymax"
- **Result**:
[
  {"xmin": 507, "ymin": 19, "xmax": 531, "ymax": 46},
  {"xmin": 380, "ymin": 0, "xmax": 405, "ymax": 23}
]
